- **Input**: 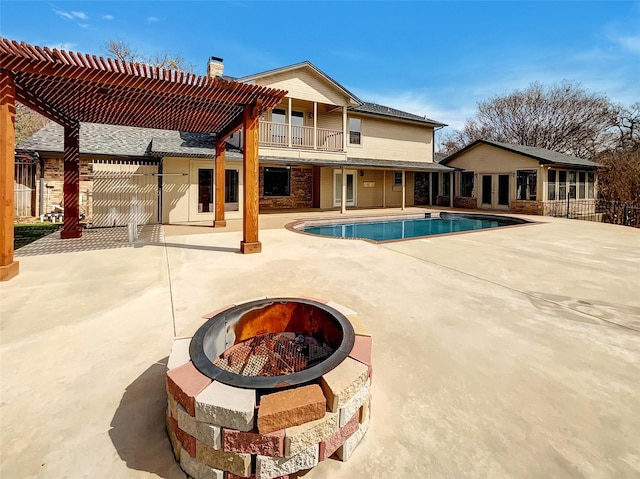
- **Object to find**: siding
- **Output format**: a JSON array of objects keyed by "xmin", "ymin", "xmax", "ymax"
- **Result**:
[
  {"xmin": 92, "ymin": 160, "xmax": 158, "ymax": 227},
  {"xmin": 251, "ymin": 68, "xmax": 350, "ymax": 106},
  {"xmin": 161, "ymin": 157, "xmax": 189, "ymax": 223},
  {"xmin": 347, "ymin": 114, "xmax": 433, "ymax": 163}
]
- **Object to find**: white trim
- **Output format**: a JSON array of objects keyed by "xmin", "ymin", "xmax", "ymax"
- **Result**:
[{"xmin": 333, "ymin": 168, "xmax": 357, "ymax": 208}]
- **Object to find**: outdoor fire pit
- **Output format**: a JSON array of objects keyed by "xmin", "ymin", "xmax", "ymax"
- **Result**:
[{"xmin": 165, "ymin": 297, "xmax": 373, "ymax": 479}]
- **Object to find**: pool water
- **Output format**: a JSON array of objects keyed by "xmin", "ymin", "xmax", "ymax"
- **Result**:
[{"xmin": 302, "ymin": 213, "xmax": 528, "ymax": 242}]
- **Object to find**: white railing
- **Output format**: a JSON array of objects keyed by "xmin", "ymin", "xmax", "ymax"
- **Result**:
[{"xmin": 258, "ymin": 122, "xmax": 343, "ymax": 151}]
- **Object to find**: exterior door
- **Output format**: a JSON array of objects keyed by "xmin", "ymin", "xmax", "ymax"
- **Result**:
[
  {"xmin": 481, "ymin": 174, "xmax": 510, "ymax": 209},
  {"xmin": 333, "ymin": 170, "xmax": 356, "ymax": 207},
  {"xmin": 225, "ymin": 169, "xmax": 239, "ymax": 211}
]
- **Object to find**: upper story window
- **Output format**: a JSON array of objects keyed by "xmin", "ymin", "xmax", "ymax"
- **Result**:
[{"xmin": 349, "ymin": 118, "xmax": 361, "ymax": 145}]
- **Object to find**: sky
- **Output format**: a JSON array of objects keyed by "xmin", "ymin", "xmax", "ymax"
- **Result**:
[{"xmin": 1, "ymin": 0, "xmax": 639, "ymax": 134}]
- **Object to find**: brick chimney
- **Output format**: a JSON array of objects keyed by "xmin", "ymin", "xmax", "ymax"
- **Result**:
[{"xmin": 207, "ymin": 56, "xmax": 224, "ymax": 78}]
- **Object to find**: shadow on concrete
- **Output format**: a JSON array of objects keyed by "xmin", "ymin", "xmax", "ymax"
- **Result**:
[
  {"xmin": 139, "ymin": 242, "xmax": 239, "ymax": 254},
  {"xmin": 109, "ymin": 358, "xmax": 185, "ymax": 479}
]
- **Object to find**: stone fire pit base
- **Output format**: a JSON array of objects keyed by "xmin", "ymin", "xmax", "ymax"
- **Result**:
[{"xmin": 165, "ymin": 298, "xmax": 373, "ymax": 479}]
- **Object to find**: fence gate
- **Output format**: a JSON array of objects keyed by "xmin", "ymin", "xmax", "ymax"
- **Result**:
[
  {"xmin": 91, "ymin": 160, "xmax": 158, "ymax": 227},
  {"xmin": 14, "ymin": 156, "xmax": 35, "ymax": 217}
]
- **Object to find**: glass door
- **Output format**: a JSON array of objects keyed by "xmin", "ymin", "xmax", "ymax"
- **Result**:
[
  {"xmin": 334, "ymin": 170, "xmax": 356, "ymax": 207},
  {"xmin": 481, "ymin": 175, "xmax": 492, "ymax": 206},
  {"xmin": 497, "ymin": 175, "xmax": 509, "ymax": 207},
  {"xmin": 198, "ymin": 168, "xmax": 213, "ymax": 213}
]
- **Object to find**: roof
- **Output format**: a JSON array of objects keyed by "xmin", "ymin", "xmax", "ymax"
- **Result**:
[
  {"xmin": 441, "ymin": 140, "xmax": 599, "ymax": 168},
  {"xmin": 18, "ymin": 122, "xmax": 217, "ymax": 159},
  {"xmin": 259, "ymin": 155, "xmax": 452, "ymax": 172},
  {"xmin": 0, "ymin": 38, "xmax": 286, "ymax": 135},
  {"xmin": 236, "ymin": 61, "xmax": 362, "ymax": 106},
  {"xmin": 349, "ymin": 102, "xmax": 447, "ymax": 127}
]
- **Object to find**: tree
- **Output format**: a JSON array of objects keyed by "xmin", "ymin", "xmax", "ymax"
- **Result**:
[
  {"xmin": 439, "ymin": 82, "xmax": 616, "ymax": 159},
  {"xmin": 102, "ymin": 37, "xmax": 195, "ymax": 73},
  {"xmin": 14, "ymin": 103, "xmax": 49, "ymax": 144}
]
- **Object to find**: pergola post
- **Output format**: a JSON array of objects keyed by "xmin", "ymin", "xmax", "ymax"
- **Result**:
[
  {"xmin": 61, "ymin": 122, "xmax": 82, "ymax": 239},
  {"xmin": 213, "ymin": 138, "xmax": 226, "ymax": 227},
  {"xmin": 0, "ymin": 71, "xmax": 19, "ymax": 281},
  {"xmin": 240, "ymin": 104, "xmax": 261, "ymax": 254}
]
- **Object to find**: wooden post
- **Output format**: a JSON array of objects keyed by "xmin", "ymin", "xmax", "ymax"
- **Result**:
[
  {"xmin": 213, "ymin": 138, "xmax": 226, "ymax": 227},
  {"xmin": 401, "ymin": 170, "xmax": 406, "ymax": 210},
  {"xmin": 342, "ymin": 107, "xmax": 348, "ymax": 151},
  {"xmin": 382, "ymin": 170, "xmax": 386, "ymax": 208},
  {"xmin": 313, "ymin": 101, "xmax": 317, "ymax": 149},
  {"xmin": 341, "ymin": 166, "xmax": 347, "ymax": 214},
  {"xmin": 241, "ymin": 104, "xmax": 261, "ymax": 254},
  {"xmin": 0, "ymin": 71, "xmax": 19, "ymax": 281},
  {"xmin": 287, "ymin": 97, "xmax": 292, "ymax": 148},
  {"xmin": 61, "ymin": 123, "xmax": 82, "ymax": 239}
]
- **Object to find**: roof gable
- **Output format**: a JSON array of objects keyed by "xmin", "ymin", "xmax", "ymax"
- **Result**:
[
  {"xmin": 237, "ymin": 62, "xmax": 361, "ymax": 107},
  {"xmin": 441, "ymin": 140, "xmax": 598, "ymax": 168}
]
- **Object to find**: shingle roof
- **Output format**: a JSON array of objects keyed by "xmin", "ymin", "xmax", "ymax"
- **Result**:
[
  {"xmin": 441, "ymin": 140, "xmax": 599, "ymax": 168},
  {"xmin": 17, "ymin": 122, "xmax": 217, "ymax": 158},
  {"xmin": 349, "ymin": 103, "xmax": 446, "ymax": 127},
  {"xmin": 259, "ymin": 155, "xmax": 452, "ymax": 172}
]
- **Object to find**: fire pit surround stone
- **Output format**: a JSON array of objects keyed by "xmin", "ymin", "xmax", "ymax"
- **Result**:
[{"xmin": 165, "ymin": 298, "xmax": 373, "ymax": 479}]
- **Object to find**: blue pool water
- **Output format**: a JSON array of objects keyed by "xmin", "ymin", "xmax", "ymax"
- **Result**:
[{"xmin": 302, "ymin": 213, "xmax": 527, "ymax": 242}]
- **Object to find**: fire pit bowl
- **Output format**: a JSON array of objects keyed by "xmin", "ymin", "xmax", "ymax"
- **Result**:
[{"xmin": 190, "ymin": 298, "xmax": 356, "ymax": 389}]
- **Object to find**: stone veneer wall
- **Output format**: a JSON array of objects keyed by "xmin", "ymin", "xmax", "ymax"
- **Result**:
[
  {"xmin": 510, "ymin": 200, "xmax": 544, "ymax": 215},
  {"xmin": 259, "ymin": 167, "xmax": 313, "ymax": 209},
  {"xmin": 165, "ymin": 298, "xmax": 373, "ymax": 479},
  {"xmin": 453, "ymin": 197, "xmax": 478, "ymax": 209},
  {"xmin": 35, "ymin": 156, "xmax": 94, "ymax": 216}
]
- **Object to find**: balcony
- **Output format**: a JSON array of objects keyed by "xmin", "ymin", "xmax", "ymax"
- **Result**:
[{"xmin": 259, "ymin": 121, "xmax": 343, "ymax": 151}]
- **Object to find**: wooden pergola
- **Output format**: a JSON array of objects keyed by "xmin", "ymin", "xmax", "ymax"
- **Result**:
[{"xmin": 0, "ymin": 38, "xmax": 287, "ymax": 281}]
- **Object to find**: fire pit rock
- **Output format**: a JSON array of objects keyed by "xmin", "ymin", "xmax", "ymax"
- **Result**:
[{"xmin": 165, "ymin": 297, "xmax": 372, "ymax": 479}]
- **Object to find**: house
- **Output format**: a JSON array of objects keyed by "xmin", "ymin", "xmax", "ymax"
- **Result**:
[
  {"xmin": 16, "ymin": 59, "xmax": 452, "ymax": 226},
  {"xmin": 440, "ymin": 140, "xmax": 599, "ymax": 216}
]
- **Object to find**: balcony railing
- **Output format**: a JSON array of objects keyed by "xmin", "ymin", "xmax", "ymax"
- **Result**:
[{"xmin": 258, "ymin": 121, "xmax": 343, "ymax": 151}]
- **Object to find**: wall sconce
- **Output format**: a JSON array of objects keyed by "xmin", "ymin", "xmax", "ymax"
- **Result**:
[{"xmin": 359, "ymin": 170, "xmax": 364, "ymax": 177}]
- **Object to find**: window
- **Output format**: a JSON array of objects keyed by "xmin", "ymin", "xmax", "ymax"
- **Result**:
[
  {"xmin": 578, "ymin": 171, "xmax": 586, "ymax": 199},
  {"xmin": 291, "ymin": 111, "xmax": 304, "ymax": 145},
  {"xmin": 516, "ymin": 170, "xmax": 537, "ymax": 200},
  {"xmin": 198, "ymin": 169, "xmax": 213, "ymax": 213},
  {"xmin": 461, "ymin": 171, "xmax": 474, "ymax": 197},
  {"xmin": 349, "ymin": 118, "xmax": 361, "ymax": 145},
  {"xmin": 548, "ymin": 169, "xmax": 557, "ymax": 200},
  {"xmin": 271, "ymin": 108, "xmax": 286, "ymax": 144},
  {"xmin": 443, "ymin": 173, "xmax": 450, "ymax": 196},
  {"xmin": 558, "ymin": 170, "xmax": 567, "ymax": 199},
  {"xmin": 587, "ymin": 172, "xmax": 595, "ymax": 199},
  {"xmin": 394, "ymin": 172, "xmax": 403, "ymax": 186},
  {"xmin": 263, "ymin": 167, "xmax": 290, "ymax": 197},
  {"xmin": 569, "ymin": 171, "xmax": 577, "ymax": 199}
]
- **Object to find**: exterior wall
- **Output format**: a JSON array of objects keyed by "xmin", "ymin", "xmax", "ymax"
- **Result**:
[
  {"xmin": 445, "ymin": 144, "xmax": 543, "ymax": 202},
  {"xmin": 259, "ymin": 166, "xmax": 313, "ymax": 209},
  {"xmin": 510, "ymin": 200, "xmax": 544, "ymax": 215},
  {"xmin": 453, "ymin": 197, "xmax": 478, "ymax": 209},
  {"xmin": 161, "ymin": 157, "xmax": 190, "ymax": 223},
  {"xmin": 356, "ymin": 170, "xmax": 384, "ymax": 208},
  {"xmin": 36, "ymin": 155, "xmax": 93, "ymax": 217},
  {"xmin": 249, "ymin": 68, "xmax": 350, "ymax": 106},
  {"xmin": 347, "ymin": 114, "xmax": 434, "ymax": 163},
  {"xmin": 320, "ymin": 167, "xmax": 334, "ymax": 209}
]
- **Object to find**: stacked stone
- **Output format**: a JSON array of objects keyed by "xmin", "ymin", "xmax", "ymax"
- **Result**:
[{"xmin": 165, "ymin": 299, "xmax": 372, "ymax": 479}]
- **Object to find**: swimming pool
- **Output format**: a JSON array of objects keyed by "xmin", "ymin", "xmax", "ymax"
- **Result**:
[{"xmin": 296, "ymin": 212, "xmax": 530, "ymax": 242}]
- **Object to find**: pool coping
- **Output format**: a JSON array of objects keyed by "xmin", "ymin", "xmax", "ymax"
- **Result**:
[{"xmin": 285, "ymin": 212, "xmax": 540, "ymax": 245}]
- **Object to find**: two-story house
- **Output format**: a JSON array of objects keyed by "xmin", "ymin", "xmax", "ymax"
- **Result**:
[{"xmin": 17, "ymin": 58, "xmax": 451, "ymax": 227}]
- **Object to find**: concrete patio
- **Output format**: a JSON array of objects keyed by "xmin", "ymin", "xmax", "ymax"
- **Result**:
[{"xmin": 1, "ymin": 208, "xmax": 639, "ymax": 478}]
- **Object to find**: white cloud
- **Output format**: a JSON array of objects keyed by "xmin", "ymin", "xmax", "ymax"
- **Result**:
[
  {"xmin": 146, "ymin": 16, "xmax": 159, "ymax": 23},
  {"xmin": 71, "ymin": 11, "xmax": 88, "ymax": 20},
  {"xmin": 78, "ymin": 23, "xmax": 89, "ymax": 29},
  {"xmin": 613, "ymin": 34, "xmax": 640, "ymax": 54},
  {"xmin": 103, "ymin": 14, "xmax": 114, "ymax": 21},
  {"xmin": 53, "ymin": 9, "xmax": 73, "ymax": 20}
]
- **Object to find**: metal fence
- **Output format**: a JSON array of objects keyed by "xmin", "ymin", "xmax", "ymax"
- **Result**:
[{"xmin": 545, "ymin": 195, "xmax": 640, "ymax": 228}]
